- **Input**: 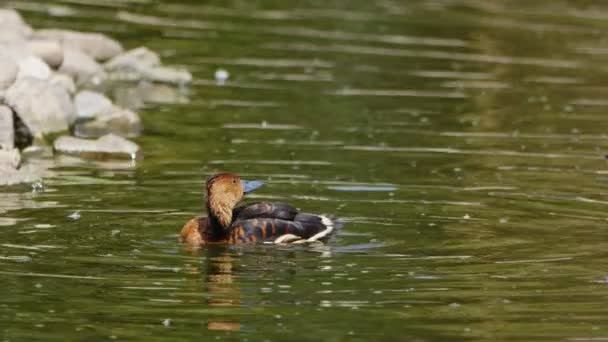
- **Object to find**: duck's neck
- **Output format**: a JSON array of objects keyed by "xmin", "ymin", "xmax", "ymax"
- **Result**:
[{"xmin": 206, "ymin": 196, "xmax": 234, "ymax": 230}]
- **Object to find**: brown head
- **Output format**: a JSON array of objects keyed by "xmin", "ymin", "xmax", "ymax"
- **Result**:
[{"xmin": 205, "ymin": 173, "xmax": 264, "ymax": 229}]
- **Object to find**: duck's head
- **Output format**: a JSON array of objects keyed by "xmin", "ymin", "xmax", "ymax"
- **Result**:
[{"xmin": 206, "ymin": 172, "xmax": 264, "ymax": 228}]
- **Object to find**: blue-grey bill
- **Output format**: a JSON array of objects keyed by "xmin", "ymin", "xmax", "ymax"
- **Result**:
[{"xmin": 242, "ymin": 180, "xmax": 265, "ymax": 193}]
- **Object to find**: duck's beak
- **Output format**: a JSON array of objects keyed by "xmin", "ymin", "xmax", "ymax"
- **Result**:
[{"xmin": 242, "ymin": 180, "xmax": 265, "ymax": 194}]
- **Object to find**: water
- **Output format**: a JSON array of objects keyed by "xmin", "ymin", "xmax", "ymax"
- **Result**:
[{"xmin": 2, "ymin": 1, "xmax": 608, "ymax": 340}]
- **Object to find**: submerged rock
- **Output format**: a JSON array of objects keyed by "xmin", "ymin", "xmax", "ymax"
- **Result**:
[
  {"xmin": 74, "ymin": 106, "xmax": 141, "ymax": 138},
  {"xmin": 33, "ymin": 29, "xmax": 123, "ymax": 61},
  {"xmin": 0, "ymin": 163, "xmax": 42, "ymax": 186},
  {"xmin": 59, "ymin": 49, "xmax": 105, "ymax": 84},
  {"xmin": 0, "ymin": 139, "xmax": 23, "ymax": 186},
  {"xmin": 0, "ymin": 105, "xmax": 14, "ymax": 149},
  {"xmin": 105, "ymin": 47, "xmax": 192, "ymax": 84},
  {"xmin": 53, "ymin": 134, "xmax": 139, "ymax": 159},
  {"xmin": 5, "ymin": 77, "xmax": 75, "ymax": 136},
  {"xmin": 140, "ymin": 66, "xmax": 192, "ymax": 85},
  {"xmin": 113, "ymin": 82, "xmax": 189, "ymax": 108},
  {"xmin": 73, "ymin": 91, "xmax": 141, "ymax": 137},
  {"xmin": 105, "ymin": 46, "xmax": 160, "ymax": 71},
  {"xmin": 74, "ymin": 90, "xmax": 113, "ymax": 119}
]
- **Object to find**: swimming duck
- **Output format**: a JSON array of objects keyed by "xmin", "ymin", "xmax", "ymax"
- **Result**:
[{"xmin": 180, "ymin": 172, "xmax": 335, "ymax": 245}]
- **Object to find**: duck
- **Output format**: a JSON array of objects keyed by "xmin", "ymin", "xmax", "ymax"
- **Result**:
[{"xmin": 180, "ymin": 172, "xmax": 336, "ymax": 245}]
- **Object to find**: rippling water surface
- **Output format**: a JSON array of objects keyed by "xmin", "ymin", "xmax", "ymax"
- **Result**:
[{"xmin": 2, "ymin": 1, "xmax": 608, "ymax": 341}]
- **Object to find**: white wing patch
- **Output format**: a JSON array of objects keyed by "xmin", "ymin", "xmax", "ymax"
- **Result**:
[{"xmin": 273, "ymin": 215, "xmax": 335, "ymax": 245}]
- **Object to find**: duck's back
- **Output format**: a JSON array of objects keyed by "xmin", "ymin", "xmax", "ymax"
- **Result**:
[
  {"xmin": 229, "ymin": 202, "xmax": 335, "ymax": 243},
  {"xmin": 233, "ymin": 202, "xmax": 298, "ymax": 221}
]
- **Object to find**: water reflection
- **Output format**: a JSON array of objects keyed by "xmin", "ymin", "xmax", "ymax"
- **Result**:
[{"xmin": 202, "ymin": 248, "xmax": 241, "ymax": 332}]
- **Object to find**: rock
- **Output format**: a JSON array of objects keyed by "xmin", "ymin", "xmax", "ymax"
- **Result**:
[
  {"xmin": 74, "ymin": 90, "xmax": 113, "ymax": 119},
  {"xmin": 0, "ymin": 147, "xmax": 20, "ymax": 169},
  {"xmin": 0, "ymin": 9, "xmax": 32, "ymax": 38},
  {"xmin": 74, "ymin": 106, "xmax": 141, "ymax": 138},
  {"xmin": 5, "ymin": 77, "xmax": 75, "ymax": 136},
  {"xmin": 136, "ymin": 82, "xmax": 188, "ymax": 104},
  {"xmin": 112, "ymin": 85, "xmax": 143, "ymax": 109},
  {"xmin": 0, "ymin": 105, "xmax": 14, "ymax": 149},
  {"xmin": 59, "ymin": 49, "xmax": 105, "ymax": 84},
  {"xmin": 0, "ymin": 55, "xmax": 18, "ymax": 90},
  {"xmin": 17, "ymin": 56, "xmax": 52, "ymax": 80},
  {"xmin": 105, "ymin": 47, "xmax": 160, "ymax": 72},
  {"xmin": 0, "ymin": 42, "xmax": 31, "ymax": 63},
  {"xmin": 112, "ymin": 82, "xmax": 188, "ymax": 108},
  {"xmin": 53, "ymin": 134, "xmax": 139, "ymax": 159},
  {"xmin": 0, "ymin": 30, "xmax": 25, "ymax": 44},
  {"xmin": 26, "ymin": 40, "xmax": 64, "ymax": 69},
  {"xmin": 49, "ymin": 73, "xmax": 76, "ymax": 94},
  {"xmin": 34, "ymin": 29, "xmax": 123, "ymax": 61},
  {"xmin": 140, "ymin": 66, "xmax": 192, "ymax": 85},
  {"xmin": 0, "ymin": 163, "xmax": 42, "ymax": 186},
  {"xmin": 105, "ymin": 47, "xmax": 192, "ymax": 84}
]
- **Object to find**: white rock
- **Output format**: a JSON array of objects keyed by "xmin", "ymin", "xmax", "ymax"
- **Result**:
[
  {"xmin": 0, "ymin": 9, "xmax": 32, "ymax": 38},
  {"xmin": 17, "ymin": 56, "xmax": 52, "ymax": 80},
  {"xmin": 74, "ymin": 90, "xmax": 113, "ymax": 119},
  {"xmin": 140, "ymin": 66, "xmax": 192, "ymax": 85},
  {"xmin": 0, "ymin": 147, "xmax": 20, "ymax": 169},
  {"xmin": 105, "ymin": 47, "xmax": 192, "ymax": 84},
  {"xmin": 0, "ymin": 30, "xmax": 26, "ymax": 44},
  {"xmin": 5, "ymin": 77, "xmax": 75, "ymax": 136},
  {"xmin": 105, "ymin": 47, "xmax": 160, "ymax": 71},
  {"xmin": 0, "ymin": 163, "xmax": 42, "ymax": 186},
  {"xmin": 48, "ymin": 73, "xmax": 76, "ymax": 94},
  {"xmin": 0, "ymin": 54, "xmax": 18, "ymax": 90},
  {"xmin": 59, "ymin": 49, "xmax": 106, "ymax": 84},
  {"xmin": 74, "ymin": 106, "xmax": 142, "ymax": 138},
  {"xmin": 34, "ymin": 29, "xmax": 123, "ymax": 61},
  {"xmin": 26, "ymin": 40, "xmax": 64, "ymax": 69},
  {"xmin": 0, "ymin": 105, "xmax": 14, "ymax": 149},
  {"xmin": 53, "ymin": 134, "xmax": 139, "ymax": 159},
  {"xmin": 133, "ymin": 82, "xmax": 188, "ymax": 105}
]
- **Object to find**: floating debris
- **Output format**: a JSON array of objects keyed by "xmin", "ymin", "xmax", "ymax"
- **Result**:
[
  {"xmin": 68, "ymin": 211, "xmax": 81, "ymax": 220},
  {"xmin": 214, "ymin": 68, "xmax": 229, "ymax": 85}
]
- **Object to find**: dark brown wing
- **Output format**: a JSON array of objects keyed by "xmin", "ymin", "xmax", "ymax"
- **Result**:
[
  {"xmin": 232, "ymin": 202, "xmax": 298, "ymax": 221},
  {"xmin": 228, "ymin": 217, "xmax": 330, "ymax": 243}
]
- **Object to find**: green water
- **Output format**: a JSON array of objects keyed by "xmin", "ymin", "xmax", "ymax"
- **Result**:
[{"xmin": 2, "ymin": 1, "xmax": 608, "ymax": 340}]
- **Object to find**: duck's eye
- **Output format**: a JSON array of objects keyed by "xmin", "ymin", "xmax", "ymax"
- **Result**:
[{"xmin": 232, "ymin": 179, "xmax": 237, "ymax": 184}]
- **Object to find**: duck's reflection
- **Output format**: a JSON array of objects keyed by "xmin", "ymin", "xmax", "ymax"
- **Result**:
[
  {"xmin": 184, "ymin": 245, "xmax": 242, "ymax": 332},
  {"xmin": 183, "ymin": 244, "xmax": 330, "ymax": 333}
]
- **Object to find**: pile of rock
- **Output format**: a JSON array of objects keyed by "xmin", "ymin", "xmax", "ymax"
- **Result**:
[{"xmin": 0, "ymin": 9, "xmax": 191, "ymax": 185}]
